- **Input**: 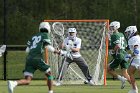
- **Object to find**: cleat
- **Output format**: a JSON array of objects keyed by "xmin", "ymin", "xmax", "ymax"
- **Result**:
[
  {"xmin": 128, "ymin": 89, "xmax": 138, "ymax": 93},
  {"xmin": 120, "ymin": 77, "xmax": 127, "ymax": 89},
  {"xmin": 7, "ymin": 81, "xmax": 16, "ymax": 93},
  {"xmin": 88, "ymin": 80, "xmax": 95, "ymax": 86},
  {"xmin": 48, "ymin": 90, "xmax": 53, "ymax": 93},
  {"xmin": 84, "ymin": 81, "xmax": 88, "ymax": 84},
  {"xmin": 53, "ymin": 81, "xmax": 62, "ymax": 86}
]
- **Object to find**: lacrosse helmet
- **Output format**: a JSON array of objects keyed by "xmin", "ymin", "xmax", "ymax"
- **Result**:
[
  {"xmin": 39, "ymin": 22, "xmax": 51, "ymax": 33},
  {"xmin": 68, "ymin": 28, "xmax": 77, "ymax": 39},
  {"xmin": 125, "ymin": 26, "xmax": 137, "ymax": 39},
  {"xmin": 109, "ymin": 21, "xmax": 120, "ymax": 33}
]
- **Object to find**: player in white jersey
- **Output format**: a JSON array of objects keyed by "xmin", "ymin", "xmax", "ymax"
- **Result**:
[
  {"xmin": 54, "ymin": 28, "xmax": 94, "ymax": 86},
  {"xmin": 125, "ymin": 26, "xmax": 139, "ymax": 93}
]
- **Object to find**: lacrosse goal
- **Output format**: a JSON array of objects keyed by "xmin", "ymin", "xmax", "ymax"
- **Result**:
[{"xmin": 44, "ymin": 20, "xmax": 109, "ymax": 85}]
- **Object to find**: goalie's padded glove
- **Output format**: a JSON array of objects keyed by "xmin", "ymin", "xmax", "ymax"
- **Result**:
[
  {"xmin": 65, "ymin": 45, "xmax": 72, "ymax": 51},
  {"xmin": 109, "ymin": 50, "xmax": 115, "ymax": 55},
  {"xmin": 124, "ymin": 54, "xmax": 131, "ymax": 61},
  {"xmin": 60, "ymin": 50, "xmax": 67, "ymax": 56},
  {"xmin": 60, "ymin": 50, "xmax": 73, "ymax": 60}
]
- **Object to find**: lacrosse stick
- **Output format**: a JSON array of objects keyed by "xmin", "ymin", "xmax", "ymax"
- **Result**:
[
  {"xmin": 51, "ymin": 22, "xmax": 65, "ymax": 50},
  {"xmin": 51, "ymin": 22, "xmax": 65, "ymax": 82},
  {"xmin": 0, "ymin": 45, "xmax": 6, "ymax": 57}
]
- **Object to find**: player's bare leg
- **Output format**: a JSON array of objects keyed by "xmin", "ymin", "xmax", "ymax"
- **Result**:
[
  {"xmin": 122, "ymin": 69, "xmax": 131, "ymax": 84},
  {"xmin": 107, "ymin": 66, "xmax": 127, "ymax": 89},
  {"xmin": 8, "ymin": 76, "xmax": 32, "ymax": 93},
  {"xmin": 128, "ymin": 66, "xmax": 138, "ymax": 93},
  {"xmin": 45, "ymin": 70, "xmax": 53, "ymax": 93}
]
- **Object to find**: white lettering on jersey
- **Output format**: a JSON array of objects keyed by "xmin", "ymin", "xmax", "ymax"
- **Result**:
[{"xmin": 30, "ymin": 36, "xmax": 41, "ymax": 49}]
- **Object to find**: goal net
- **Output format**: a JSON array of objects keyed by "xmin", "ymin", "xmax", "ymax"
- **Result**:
[{"xmin": 44, "ymin": 20, "xmax": 109, "ymax": 85}]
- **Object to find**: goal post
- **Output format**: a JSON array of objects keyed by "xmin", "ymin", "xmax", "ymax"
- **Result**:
[{"xmin": 44, "ymin": 20, "xmax": 109, "ymax": 85}]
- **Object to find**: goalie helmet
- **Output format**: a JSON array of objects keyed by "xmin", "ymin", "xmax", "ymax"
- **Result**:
[
  {"xmin": 125, "ymin": 26, "xmax": 137, "ymax": 39},
  {"xmin": 68, "ymin": 28, "xmax": 77, "ymax": 39},
  {"xmin": 39, "ymin": 22, "xmax": 51, "ymax": 33},
  {"xmin": 109, "ymin": 21, "xmax": 120, "ymax": 33}
]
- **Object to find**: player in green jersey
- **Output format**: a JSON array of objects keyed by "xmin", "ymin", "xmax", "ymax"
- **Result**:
[
  {"xmin": 7, "ymin": 22, "xmax": 58, "ymax": 93},
  {"xmin": 107, "ymin": 21, "xmax": 131, "ymax": 89}
]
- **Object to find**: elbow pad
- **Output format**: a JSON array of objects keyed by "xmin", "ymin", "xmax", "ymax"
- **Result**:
[
  {"xmin": 133, "ymin": 49, "xmax": 139, "ymax": 56},
  {"xmin": 124, "ymin": 54, "xmax": 131, "ymax": 61},
  {"xmin": 45, "ymin": 45, "xmax": 55, "ymax": 52}
]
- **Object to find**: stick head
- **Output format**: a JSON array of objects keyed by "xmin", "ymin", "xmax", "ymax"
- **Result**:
[{"xmin": 52, "ymin": 22, "xmax": 64, "ymax": 36}]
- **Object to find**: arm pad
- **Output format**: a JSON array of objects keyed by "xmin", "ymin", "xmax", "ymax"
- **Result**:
[
  {"xmin": 133, "ymin": 48, "xmax": 139, "ymax": 56},
  {"xmin": 45, "ymin": 45, "xmax": 55, "ymax": 52},
  {"xmin": 124, "ymin": 54, "xmax": 131, "ymax": 61}
]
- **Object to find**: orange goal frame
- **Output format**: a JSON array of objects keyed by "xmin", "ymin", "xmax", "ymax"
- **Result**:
[{"xmin": 44, "ymin": 19, "xmax": 109, "ymax": 86}]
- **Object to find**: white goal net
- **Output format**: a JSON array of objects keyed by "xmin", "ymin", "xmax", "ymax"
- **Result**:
[{"xmin": 45, "ymin": 20, "xmax": 109, "ymax": 85}]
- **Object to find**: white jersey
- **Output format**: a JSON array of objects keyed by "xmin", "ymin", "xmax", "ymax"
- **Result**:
[
  {"xmin": 128, "ymin": 35, "xmax": 140, "ymax": 69},
  {"xmin": 128, "ymin": 35, "xmax": 140, "ymax": 58},
  {"xmin": 64, "ymin": 37, "xmax": 81, "ymax": 58}
]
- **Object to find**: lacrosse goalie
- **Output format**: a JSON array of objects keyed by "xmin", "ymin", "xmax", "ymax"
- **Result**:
[
  {"xmin": 54, "ymin": 27, "xmax": 94, "ymax": 86},
  {"xmin": 125, "ymin": 26, "xmax": 140, "ymax": 93}
]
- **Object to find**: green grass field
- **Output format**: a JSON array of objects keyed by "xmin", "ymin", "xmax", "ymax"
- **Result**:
[{"xmin": 0, "ymin": 80, "xmax": 140, "ymax": 93}]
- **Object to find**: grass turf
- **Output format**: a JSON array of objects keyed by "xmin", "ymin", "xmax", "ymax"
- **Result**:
[{"xmin": 0, "ymin": 80, "xmax": 139, "ymax": 93}]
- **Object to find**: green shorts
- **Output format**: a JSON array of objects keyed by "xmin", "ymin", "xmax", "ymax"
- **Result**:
[
  {"xmin": 109, "ymin": 58, "xmax": 129, "ymax": 70},
  {"xmin": 23, "ymin": 57, "xmax": 50, "ymax": 74}
]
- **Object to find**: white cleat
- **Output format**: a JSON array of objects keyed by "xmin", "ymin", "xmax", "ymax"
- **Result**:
[
  {"xmin": 54, "ymin": 81, "xmax": 62, "ymax": 86},
  {"xmin": 7, "ymin": 81, "xmax": 16, "ymax": 93},
  {"xmin": 48, "ymin": 90, "xmax": 53, "ymax": 93},
  {"xmin": 120, "ymin": 77, "xmax": 127, "ymax": 89},
  {"xmin": 88, "ymin": 80, "xmax": 95, "ymax": 86},
  {"xmin": 128, "ymin": 89, "xmax": 138, "ymax": 93}
]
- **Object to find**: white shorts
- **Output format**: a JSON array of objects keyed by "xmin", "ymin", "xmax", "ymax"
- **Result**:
[{"xmin": 130, "ymin": 58, "xmax": 140, "ymax": 69}]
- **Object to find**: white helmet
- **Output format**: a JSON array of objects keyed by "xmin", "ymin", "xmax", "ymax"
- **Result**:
[
  {"xmin": 68, "ymin": 28, "xmax": 77, "ymax": 39},
  {"xmin": 110, "ymin": 21, "xmax": 120, "ymax": 31},
  {"xmin": 39, "ymin": 22, "xmax": 51, "ymax": 33},
  {"xmin": 68, "ymin": 28, "xmax": 77, "ymax": 33},
  {"xmin": 125, "ymin": 26, "xmax": 137, "ymax": 39}
]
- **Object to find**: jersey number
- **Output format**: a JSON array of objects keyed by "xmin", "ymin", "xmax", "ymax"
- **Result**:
[
  {"xmin": 119, "ymin": 37, "xmax": 125, "ymax": 49},
  {"xmin": 30, "ymin": 36, "xmax": 41, "ymax": 49}
]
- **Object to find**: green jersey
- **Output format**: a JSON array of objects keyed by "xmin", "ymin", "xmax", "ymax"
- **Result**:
[
  {"xmin": 111, "ymin": 32, "xmax": 127, "ymax": 50},
  {"xmin": 27, "ymin": 32, "xmax": 51, "ymax": 58}
]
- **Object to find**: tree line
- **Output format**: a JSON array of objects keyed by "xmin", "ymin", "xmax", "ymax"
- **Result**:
[{"xmin": 0, "ymin": 0, "xmax": 139, "ymax": 45}]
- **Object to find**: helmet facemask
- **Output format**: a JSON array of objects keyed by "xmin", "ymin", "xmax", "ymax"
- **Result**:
[
  {"xmin": 68, "ymin": 28, "xmax": 77, "ymax": 40},
  {"xmin": 109, "ymin": 26, "xmax": 116, "ymax": 35},
  {"xmin": 109, "ymin": 21, "xmax": 120, "ymax": 35},
  {"xmin": 125, "ymin": 31, "xmax": 134, "ymax": 39},
  {"xmin": 39, "ymin": 22, "xmax": 51, "ymax": 33},
  {"xmin": 125, "ymin": 26, "xmax": 137, "ymax": 39}
]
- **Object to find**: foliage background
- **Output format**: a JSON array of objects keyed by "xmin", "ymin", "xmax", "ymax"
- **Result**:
[{"xmin": 0, "ymin": 0, "xmax": 140, "ymax": 45}]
